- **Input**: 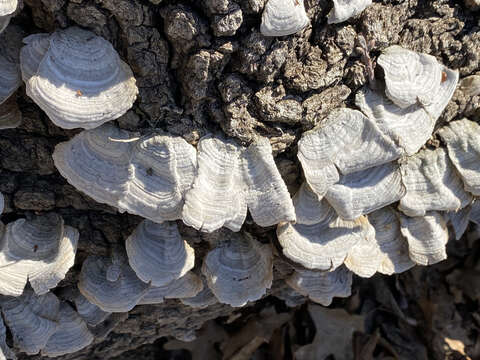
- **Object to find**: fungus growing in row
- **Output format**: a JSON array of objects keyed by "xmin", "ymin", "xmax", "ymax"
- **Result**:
[
  {"xmin": 41, "ymin": 303, "xmax": 94, "ymax": 357},
  {"xmin": 1, "ymin": 290, "xmax": 60, "ymax": 355},
  {"xmin": 78, "ymin": 251, "xmax": 150, "ymax": 312},
  {"xmin": 260, "ymin": 0, "xmax": 309, "ymax": 37},
  {"xmin": 126, "ymin": 220, "xmax": 195, "ymax": 287},
  {"xmin": 356, "ymin": 48, "xmax": 458, "ymax": 156},
  {"xmin": 327, "ymin": 0, "xmax": 372, "ymax": 24},
  {"xmin": 286, "ymin": 266, "xmax": 353, "ymax": 306},
  {"xmin": 21, "ymin": 26, "xmax": 138, "ymax": 129},
  {"xmin": 0, "ymin": 213, "xmax": 79, "ymax": 297},
  {"xmin": 182, "ymin": 135, "xmax": 295, "ymax": 232},
  {"xmin": 202, "ymin": 231, "xmax": 273, "ymax": 307},
  {"xmin": 138, "ymin": 272, "xmax": 203, "ymax": 305},
  {"xmin": 53, "ymin": 123, "xmax": 197, "ymax": 223}
]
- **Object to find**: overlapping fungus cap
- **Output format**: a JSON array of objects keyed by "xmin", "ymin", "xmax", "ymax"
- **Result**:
[
  {"xmin": 356, "ymin": 48, "xmax": 458, "ymax": 156},
  {"xmin": 24, "ymin": 26, "xmax": 138, "ymax": 129},
  {"xmin": 0, "ymin": 290, "xmax": 60, "ymax": 355},
  {"xmin": 0, "ymin": 213, "xmax": 79, "ymax": 297},
  {"xmin": 399, "ymin": 147, "xmax": 472, "ymax": 217},
  {"xmin": 297, "ymin": 108, "xmax": 401, "ymax": 198},
  {"xmin": 327, "ymin": 0, "xmax": 372, "ymax": 24},
  {"xmin": 78, "ymin": 250, "xmax": 150, "ymax": 312},
  {"xmin": 41, "ymin": 303, "xmax": 94, "ymax": 357},
  {"xmin": 324, "ymin": 162, "xmax": 406, "ymax": 221},
  {"xmin": 277, "ymin": 183, "xmax": 374, "ymax": 271},
  {"xmin": 260, "ymin": 0, "xmax": 309, "ymax": 37},
  {"xmin": 182, "ymin": 135, "xmax": 295, "ymax": 233},
  {"xmin": 126, "ymin": 220, "xmax": 195, "ymax": 287},
  {"xmin": 53, "ymin": 123, "xmax": 198, "ymax": 222},
  {"xmin": 438, "ymin": 119, "xmax": 480, "ymax": 196},
  {"xmin": 138, "ymin": 272, "xmax": 203, "ymax": 305},
  {"xmin": 399, "ymin": 211, "xmax": 449, "ymax": 266},
  {"xmin": 74, "ymin": 291, "xmax": 111, "ymax": 327},
  {"xmin": 20, "ymin": 33, "xmax": 50, "ymax": 82},
  {"xmin": 367, "ymin": 207, "xmax": 414, "ymax": 275},
  {"xmin": 286, "ymin": 266, "xmax": 352, "ymax": 306},
  {"xmin": 202, "ymin": 231, "xmax": 273, "ymax": 307}
]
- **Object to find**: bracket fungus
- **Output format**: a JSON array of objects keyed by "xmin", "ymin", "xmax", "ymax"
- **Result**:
[
  {"xmin": 0, "ymin": 316, "xmax": 14, "ymax": 360},
  {"xmin": 286, "ymin": 266, "xmax": 352, "ymax": 306},
  {"xmin": 0, "ymin": 213, "xmax": 79, "ymax": 297},
  {"xmin": 138, "ymin": 272, "xmax": 203, "ymax": 305},
  {"xmin": 41, "ymin": 303, "xmax": 94, "ymax": 357},
  {"xmin": 277, "ymin": 183, "xmax": 373, "ymax": 271},
  {"xmin": 74, "ymin": 292, "xmax": 111, "ymax": 327},
  {"xmin": 53, "ymin": 123, "xmax": 197, "ymax": 222},
  {"xmin": 22, "ymin": 26, "xmax": 138, "ymax": 129},
  {"xmin": 438, "ymin": 119, "xmax": 480, "ymax": 196},
  {"xmin": 1, "ymin": 290, "xmax": 60, "ymax": 355},
  {"xmin": 399, "ymin": 147, "xmax": 472, "ymax": 217},
  {"xmin": 324, "ymin": 162, "xmax": 406, "ymax": 221},
  {"xmin": 327, "ymin": 0, "xmax": 372, "ymax": 24},
  {"xmin": 260, "ymin": 0, "xmax": 309, "ymax": 37},
  {"xmin": 399, "ymin": 211, "xmax": 448, "ymax": 266},
  {"xmin": 78, "ymin": 251, "xmax": 150, "ymax": 312},
  {"xmin": 297, "ymin": 108, "xmax": 401, "ymax": 198},
  {"xmin": 202, "ymin": 231, "xmax": 273, "ymax": 307},
  {"xmin": 367, "ymin": 208, "xmax": 414, "ymax": 275},
  {"xmin": 126, "ymin": 220, "xmax": 195, "ymax": 287},
  {"xmin": 19, "ymin": 33, "xmax": 50, "ymax": 83},
  {"xmin": 182, "ymin": 135, "xmax": 295, "ymax": 232},
  {"xmin": 180, "ymin": 276, "xmax": 218, "ymax": 309},
  {"xmin": 377, "ymin": 46, "xmax": 442, "ymax": 109},
  {"xmin": 356, "ymin": 49, "xmax": 458, "ymax": 156}
]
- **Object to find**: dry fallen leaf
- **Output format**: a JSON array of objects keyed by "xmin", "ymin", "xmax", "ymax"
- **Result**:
[
  {"xmin": 221, "ymin": 306, "xmax": 291, "ymax": 360},
  {"xmin": 164, "ymin": 321, "xmax": 227, "ymax": 360},
  {"xmin": 295, "ymin": 304, "xmax": 365, "ymax": 360},
  {"xmin": 444, "ymin": 337, "xmax": 472, "ymax": 360}
]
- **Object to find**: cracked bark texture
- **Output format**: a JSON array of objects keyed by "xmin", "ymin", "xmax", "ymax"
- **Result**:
[{"xmin": 2, "ymin": 0, "xmax": 480, "ymax": 359}]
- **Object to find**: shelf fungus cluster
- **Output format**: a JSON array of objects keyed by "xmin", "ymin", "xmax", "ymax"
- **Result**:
[
  {"xmin": 19, "ymin": 26, "xmax": 138, "ymax": 129},
  {"xmin": 0, "ymin": 290, "xmax": 94, "ymax": 357},
  {"xmin": 53, "ymin": 126, "xmax": 295, "ymax": 232},
  {"xmin": 275, "ymin": 46, "xmax": 480, "ymax": 304}
]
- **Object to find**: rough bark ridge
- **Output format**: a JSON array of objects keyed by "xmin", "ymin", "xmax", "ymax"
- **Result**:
[{"xmin": 2, "ymin": 0, "xmax": 480, "ymax": 359}]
